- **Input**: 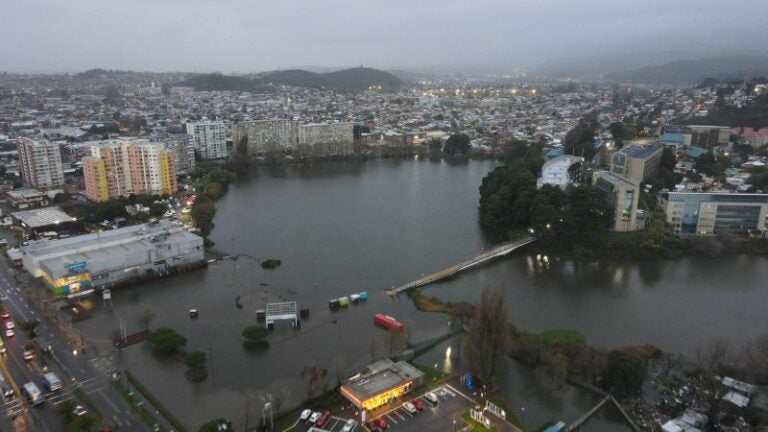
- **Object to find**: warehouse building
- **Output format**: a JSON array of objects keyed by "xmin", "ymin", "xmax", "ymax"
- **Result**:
[{"xmin": 21, "ymin": 222, "xmax": 204, "ymax": 297}]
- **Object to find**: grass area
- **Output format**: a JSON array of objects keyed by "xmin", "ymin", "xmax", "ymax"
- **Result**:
[
  {"xmin": 126, "ymin": 371, "xmax": 188, "ymax": 432},
  {"xmin": 111, "ymin": 380, "xmax": 166, "ymax": 431},
  {"xmin": 460, "ymin": 411, "xmax": 497, "ymax": 431},
  {"xmin": 540, "ymin": 329, "xmax": 585, "ymax": 346},
  {"xmin": 407, "ymin": 288, "xmax": 474, "ymax": 317},
  {"xmin": 414, "ymin": 363, "xmax": 449, "ymax": 383}
]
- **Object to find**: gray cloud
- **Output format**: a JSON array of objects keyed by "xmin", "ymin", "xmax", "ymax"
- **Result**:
[{"xmin": 0, "ymin": 0, "xmax": 766, "ymax": 72}]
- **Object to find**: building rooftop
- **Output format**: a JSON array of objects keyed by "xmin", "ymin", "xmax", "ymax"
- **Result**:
[
  {"xmin": 341, "ymin": 360, "xmax": 423, "ymax": 401},
  {"xmin": 11, "ymin": 207, "xmax": 77, "ymax": 229},
  {"xmin": 618, "ymin": 143, "xmax": 663, "ymax": 160}
]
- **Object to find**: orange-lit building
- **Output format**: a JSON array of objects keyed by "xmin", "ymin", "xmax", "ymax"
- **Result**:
[{"xmin": 340, "ymin": 360, "xmax": 424, "ymax": 411}]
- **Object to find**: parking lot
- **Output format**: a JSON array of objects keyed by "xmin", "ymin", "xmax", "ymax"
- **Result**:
[{"xmin": 290, "ymin": 384, "xmax": 477, "ymax": 432}]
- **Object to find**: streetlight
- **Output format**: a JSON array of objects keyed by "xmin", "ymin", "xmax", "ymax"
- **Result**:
[{"xmin": 453, "ymin": 419, "xmax": 457, "ymax": 432}]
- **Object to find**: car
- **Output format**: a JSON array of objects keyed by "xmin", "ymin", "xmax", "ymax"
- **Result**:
[
  {"xmin": 316, "ymin": 411, "xmax": 332, "ymax": 427},
  {"xmin": 4, "ymin": 320, "xmax": 14, "ymax": 330},
  {"xmin": 411, "ymin": 398, "xmax": 424, "ymax": 411},
  {"xmin": 309, "ymin": 411, "xmax": 322, "ymax": 423},
  {"xmin": 342, "ymin": 418, "xmax": 356, "ymax": 432},
  {"xmin": 424, "ymin": 392, "xmax": 439, "ymax": 406},
  {"xmin": 373, "ymin": 417, "xmax": 387, "ymax": 429},
  {"xmin": 366, "ymin": 422, "xmax": 380, "ymax": 432},
  {"xmin": 299, "ymin": 409, "xmax": 312, "ymax": 422},
  {"xmin": 23, "ymin": 350, "xmax": 34, "ymax": 361},
  {"xmin": 2, "ymin": 385, "xmax": 14, "ymax": 401},
  {"xmin": 97, "ymin": 427, "xmax": 113, "ymax": 432},
  {"xmin": 73, "ymin": 405, "xmax": 87, "ymax": 416},
  {"xmin": 402, "ymin": 402, "xmax": 418, "ymax": 414},
  {"xmin": 4, "ymin": 329, "xmax": 13, "ymax": 339}
]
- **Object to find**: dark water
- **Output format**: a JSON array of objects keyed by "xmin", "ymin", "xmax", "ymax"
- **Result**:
[{"xmin": 74, "ymin": 159, "xmax": 768, "ymax": 430}]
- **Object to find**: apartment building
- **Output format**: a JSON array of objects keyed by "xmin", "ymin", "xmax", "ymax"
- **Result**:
[
  {"xmin": 594, "ymin": 171, "xmax": 640, "ymax": 232},
  {"xmin": 232, "ymin": 120, "xmax": 355, "ymax": 157},
  {"xmin": 82, "ymin": 137, "xmax": 177, "ymax": 201},
  {"xmin": 186, "ymin": 120, "xmax": 227, "ymax": 160},
  {"xmin": 232, "ymin": 119, "xmax": 298, "ymax": 154},
  {"xmin": 17, "ymin": 138, "xmax": 64, "ymax": 189},
  {"xmin": 610, "ymin": 144, "xmax": 664, "ymax": 185}
]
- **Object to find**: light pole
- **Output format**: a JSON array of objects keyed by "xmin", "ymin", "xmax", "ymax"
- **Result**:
[
  {"xmin": 453, "ymin": 419, "xmax": 457, "ymax": 432},
  {"xmin": 520, "ymin": 407, "xmax": 526, "ymax": 429}
]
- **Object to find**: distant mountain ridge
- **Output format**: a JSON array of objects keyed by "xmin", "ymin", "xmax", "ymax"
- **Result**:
[
  {"xmin": 606, "ymin": 55, "xmax": 768, "ymax": 84},
  {"xmin": 177, "ymin": 67, "xmax": 402, "ymax": 92}
]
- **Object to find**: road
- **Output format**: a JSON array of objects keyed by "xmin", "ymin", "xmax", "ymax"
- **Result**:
[{"xmin": 0, "ymin": 259, "xmax": 152, "ymax": 432}]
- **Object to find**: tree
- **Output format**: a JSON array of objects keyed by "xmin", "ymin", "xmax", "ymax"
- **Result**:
[
  {"xmin": 241, "ymin": 326, "xmax": 269, "ymax": 343},
  {"xmin": 300, "ymin": 365, "xmax": 327, "ymax": 399},
  {"xmin": 443, "ymin": 134, "xmax": 470, "ymax": 157},
  {"xmin": 148, "ymin": 327, "xmax": 187, "ymax": 354},
  {"xmin": 605, "ymin": 350, "xmax": 646, "ymax": 397},
  {"xmin": 466, "ymin": 288, "xmax": 509, "ymax": 387},
  {"xmin": 67, "ymin": 414, "xmax": 98, "ymax": 432},
  {"xmin": 478, "ymin": 165, "xmax": 537, "ymax": 231},
  {"xmin": 741, "ymin": 334, "xmax": 768, "ymax": 384},
  {"xmin": 186, "ymin": 351, "xmax": 207, "ymax": 369},
  {"xmin": 696, "ymin": 338, "xmax": 733, "ymax": 377},
  {"xmin": 149, "ymin": 202, "xmax": 167, "ymax": 217},
  {"xmin": 564, "ymin": 114, "xmax": 598, "ymax": 161},
  {"xmin": 19, "ymin": 320, "xmax": 39, "ymax": 339},
  {"xmin": 384, "ymin": 328, "xmax": 408, "ymax": 357},
  {"xmin": 138, "ymin": 308, "xmax": 156, "ymax": 331},
  {"xmin": 331, "ymin": 355, "xmax": 348, "ymax": 386}
]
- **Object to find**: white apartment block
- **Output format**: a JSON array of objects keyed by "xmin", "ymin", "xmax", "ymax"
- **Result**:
[
  {"xmin": 186, "ymin": 121, "xmax": 228, "ymax": 160},
  {"xmin": 17, "ymin": 138, "xmax": 65, "ymax": 189}
]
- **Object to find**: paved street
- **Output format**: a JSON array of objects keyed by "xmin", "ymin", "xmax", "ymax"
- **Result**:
[{"xmin": 0, "ymin": 257, "xmax": 153, "ymax": 432}]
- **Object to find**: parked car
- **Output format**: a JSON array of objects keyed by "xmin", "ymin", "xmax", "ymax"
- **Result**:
[
  {"xmin": 366, "ymin": 422, "xmax": 380, "ymax": 432},
  {"xmin": 316, "ymin": 411, "xmax": 332, "ymax": 427},
  {"xmin": 0, "ymin": 310, "xmax": 9, "ymax": 319},
  {"xmin": 300, "ymin": 409, "xmax": 312, "ymax": 421},
  {"xmin": 4, "ymin": 329, "xmax": 13, "ymax": 339},
  {"xmin": 424, "ymin": 392, "xmax": 439, "ymax": 406},
  {"xmin": 402, "ymin": 402, "xmax": 418, "ymax": 414},
  {"xmin": 23, "ymin": 350, "xmax": 34, "ymax": 361},
  {"xmin": 4, "ymin": 320, "xmax": 13, "ymax": 330},
  {"xmin": 373, "ymin": 416, "xmax": 387, "ymax": 429},
  {"xmin": 309, "ymin": 411, "xmax": 321, "ymax": 423},
  {"xmin": 411, "ymin": 398, "xmax": 424, "ymax": 411},
  {"xmin": 73, "ymin": 405, "xmax": 88, "ymax": 416},
  {"xmin": 342, "ymin": 419, "xmax": 356, "ymax": 432}
]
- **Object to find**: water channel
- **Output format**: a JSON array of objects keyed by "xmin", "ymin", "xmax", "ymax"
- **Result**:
[{"xmin": 74, "ymin": 158, "xmax": 768, "ymax": 430}]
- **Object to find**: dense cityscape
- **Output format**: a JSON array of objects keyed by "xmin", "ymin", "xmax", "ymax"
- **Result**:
[{"xmin": 2, "ymin": 1, "xmax": 768, "ymax": 432}]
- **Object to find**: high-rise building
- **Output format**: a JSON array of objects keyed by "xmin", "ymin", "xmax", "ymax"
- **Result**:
[
  {"xmin": 232, "ymin": 120, "xmax": 354, "ymax": 157},
  {"xmin": 610, "ymin": 144, "xmax": 664, "ymax": 185},
  {"xmin": 161, "ymin": 137, "xmax": 196, "ymax": 175},
  {"xmin": 82, "ymin": 137, "xmax": 177, "ymax": 202},
  {"xmin": 17, "ymin": 138, "xmax": 65, "ymax": 189},
  {"xmin": 232, "ymin": 120, "xmax": 298, "ymax": 154},
  {"xmin": 185, "ymin": 121, "xmax": 227, "ymax": 160},
  {"xmin": 594, "ymin": 171, "xmax": 640, "ymax": 232}
]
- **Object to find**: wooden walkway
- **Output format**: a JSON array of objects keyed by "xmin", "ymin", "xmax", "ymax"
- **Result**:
[{"xmin": 386, "ymin": 236, "xmax": 536, "ymax": 295}]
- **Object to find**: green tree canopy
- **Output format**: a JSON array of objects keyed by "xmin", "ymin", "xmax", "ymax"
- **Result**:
[
  {"xmin": 241, "ymin": 325, "xmax": 269, "ymax": 342},
  {"xmin": 443, "ymin": 133, "xmax": 471, "ymax": 157},
  {"xmin": 149, "ymin": 327, "xmax": 187, "ymax": 354},
  {"xmin": 186, "ymin": 350, "xmax": 207, "ymax": 368}
]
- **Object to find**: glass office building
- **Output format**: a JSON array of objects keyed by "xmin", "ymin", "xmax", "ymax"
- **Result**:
[{"xmin": 659, "ymin": 192, "xmax": 768, "ymax": 235}]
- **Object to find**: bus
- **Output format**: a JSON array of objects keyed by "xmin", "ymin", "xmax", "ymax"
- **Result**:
[
  {"xmin": 43, "ymin": 373, "xmax": 62, "ymax": 392},
  {"xmin": 23, "ymin": 382, "xmax": 44, "ymax": 406}
]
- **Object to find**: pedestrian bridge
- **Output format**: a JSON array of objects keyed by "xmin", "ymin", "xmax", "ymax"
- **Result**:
[{"xmin": 386, "ymin": 236, "xmax": 536, "ymax": 295}]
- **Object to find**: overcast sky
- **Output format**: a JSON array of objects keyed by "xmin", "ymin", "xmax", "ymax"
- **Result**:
[{"xmin": 1, "ymin": 0, "xmax": 766, "ymax": 73}]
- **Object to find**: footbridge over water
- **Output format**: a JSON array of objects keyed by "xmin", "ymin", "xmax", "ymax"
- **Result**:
[{"xmin": 386, "ymin": 236, "xmax": 536, "ymax": 295}]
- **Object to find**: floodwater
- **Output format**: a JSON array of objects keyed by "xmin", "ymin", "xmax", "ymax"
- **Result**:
[{"xmin": 74, "ymin": 158, "xmax": 768, "ymax": 430}]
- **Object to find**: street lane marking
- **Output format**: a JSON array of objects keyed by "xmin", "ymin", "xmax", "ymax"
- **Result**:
[{"xmin": 99, "ymin": 389, "xmax": 119, "ymax": 412}]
